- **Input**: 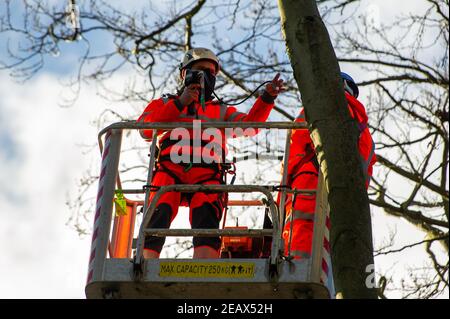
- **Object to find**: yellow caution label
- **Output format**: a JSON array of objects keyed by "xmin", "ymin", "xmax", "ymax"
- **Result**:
[{"xmin": 159, "ymin": 261, "xmax": 255, "ymax": 278}]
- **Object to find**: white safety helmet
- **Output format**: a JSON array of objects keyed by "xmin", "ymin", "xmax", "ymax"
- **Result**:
[{"xmin": 179, "ymin": 47, "xmax": 220, "ymax": 73}]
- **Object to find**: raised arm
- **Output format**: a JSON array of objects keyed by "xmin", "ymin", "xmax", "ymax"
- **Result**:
[{"xmin": 223, "ymin": 73, "xmax": 285, "ymax": 137}]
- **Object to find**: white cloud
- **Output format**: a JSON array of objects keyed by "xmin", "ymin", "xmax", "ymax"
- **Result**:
[{"xmin": 0, "ymin": 72, "xmax": 114, "ymax": 298}]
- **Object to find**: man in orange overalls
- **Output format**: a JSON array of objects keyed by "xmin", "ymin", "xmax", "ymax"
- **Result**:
[
  {"xmin": 138, "ymin": 48, "xmax": 285, "ymax": 259},
  {"xmin": 282, "ymin": 72, "xmax": 377, "ymax": 262}
]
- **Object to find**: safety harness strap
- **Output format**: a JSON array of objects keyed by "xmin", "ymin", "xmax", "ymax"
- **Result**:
[
  {"xmin": 289, "ymin": 148, "xmax": 319, "ymax": 182},
  {"xmin": 155, "ymin": 159, "xmax": 226, "ymax": 185},
  {"xmin": 159, "ymin": 136, "xmax": 225, "ymax": 155}
]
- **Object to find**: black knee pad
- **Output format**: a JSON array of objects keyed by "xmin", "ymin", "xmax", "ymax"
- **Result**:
[
  {"xmin": 191, "ymin": 202, "xmax": 221, "ymax": 250},
  {"xmin": 144, "ymin": 203, "xmax": 172, "ymax": 252}
]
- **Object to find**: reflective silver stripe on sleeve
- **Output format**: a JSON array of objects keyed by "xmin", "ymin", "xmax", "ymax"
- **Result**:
[
  {"xmin": 227, "ymin": 111, "xmax": 246, "ymax": 122},
  {"xmin": 365, "ymin": 139, "xmax": 375, "ymax": 168},
  {"xmin": 138, "ymin": 111, "xmax": 153, "ymax": 139},
  {"xmin": 361, "ymin": 137, "xmax": 376, "ymax": 183},
  {"xmin": 219, "ymin": 104, "xmax": 228, "ymax": 121},
  {"xmin": 285, "ymin": 210, "xmax": 315, "ymax": 223}
]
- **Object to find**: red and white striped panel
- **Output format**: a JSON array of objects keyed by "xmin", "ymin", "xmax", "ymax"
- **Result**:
[
  {"xmin": 321, "ymin": 211, "xmax": 334, "ymax": 296},
  {"xmin": 86, "ymin": 130, "xmax": 112, "ymax": 284}
]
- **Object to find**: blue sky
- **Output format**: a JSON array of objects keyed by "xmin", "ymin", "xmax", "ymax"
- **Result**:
[{"xmin": 0, "ymin": 0, "xmax": 447, "ymax": 298}]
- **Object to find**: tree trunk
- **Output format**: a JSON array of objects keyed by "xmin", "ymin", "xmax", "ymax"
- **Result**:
[{"xmin": 278, "ymin": 0, "xmax": 378, "ymax": 299}]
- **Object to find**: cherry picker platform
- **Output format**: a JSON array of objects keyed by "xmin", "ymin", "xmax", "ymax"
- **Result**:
[{"xmin": 85, "ymin": 121, "xmax": 334, "ymax": 299}]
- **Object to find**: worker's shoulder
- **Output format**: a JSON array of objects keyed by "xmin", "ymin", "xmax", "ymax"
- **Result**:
[
  {"xmin": 345, "ymin": 92, "xmax": 366, "ymax": 109},
  {"xmin": 146, "ymin": 93, "xmax": 178, "ymax": 105},
  {"xmin": 160, "ymin": 93, "xmax": 178, "ymax": 104}
]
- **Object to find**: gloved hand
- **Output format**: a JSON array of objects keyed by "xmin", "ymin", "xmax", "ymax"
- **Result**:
[
  {"xmin": 265, "ymin": 73, "xmax": 285, "ymax": 99},
  {"xmin": 179, "ymin": 83, "xmax": 201, "ymax": 106}
]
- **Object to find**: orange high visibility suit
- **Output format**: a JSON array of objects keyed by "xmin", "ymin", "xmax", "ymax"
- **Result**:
[
  {"xmin": 282, "ymin": 92, "xmax": 377, "ymax": 260},
  {"xmin": 137, "ymin": 92, "xmax": 275, "ymax": 255}
]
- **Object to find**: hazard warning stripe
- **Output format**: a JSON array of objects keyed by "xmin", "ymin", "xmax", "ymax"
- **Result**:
[{"xmin": 87, "ymin": 130, "xmax": 112, "ymax": 284}]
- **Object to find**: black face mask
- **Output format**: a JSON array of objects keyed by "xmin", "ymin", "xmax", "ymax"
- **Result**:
[{"xmin": 183, "ymin": 68, "xmax": 216, "ymax": 102}]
